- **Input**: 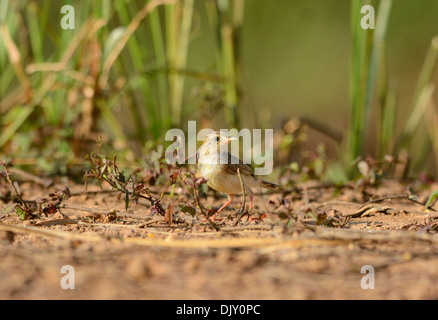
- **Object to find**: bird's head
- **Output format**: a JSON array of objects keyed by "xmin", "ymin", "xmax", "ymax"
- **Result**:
[
  {"xmin": 197, "ymin": 131, "xmax": 237, "ymax": 161},
  {"xmin": 202, "ymin": 131, "xmax": 237, "ymax": 150}
]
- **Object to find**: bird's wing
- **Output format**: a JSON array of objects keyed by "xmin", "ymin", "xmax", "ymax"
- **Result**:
[{"xmin": 222, "ymin": 152, "xmax": 255, "ymax": 176}]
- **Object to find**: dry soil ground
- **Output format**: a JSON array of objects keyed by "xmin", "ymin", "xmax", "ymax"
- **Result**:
[{"xmin": 1, "ymin": 179, "xmax": 437, "ymax": 300}]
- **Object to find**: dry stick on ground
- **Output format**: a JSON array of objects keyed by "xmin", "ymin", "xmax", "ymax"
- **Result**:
[
  {"xmin": 0, "ymin": 163, "xmax": 29, "ymax": 212},
  {"xmin": 58, "ymin": 203, "xmax": 118, "ymax": 216},
  {"xmin": 69, "ymin": 190, "xmax": 118, "ymax": 197},
  {"xmin": 33, "ymin": 219, "xmax": 79, "ymax": 227},
  {"xmin": 7, "ymin": 167, "xmax": 53, "ymax": 188},
  {"xmin": 312, "ymin": 194, "xmax": 434, "ymax": 218},
  {"xmin": 317, "ymin": 200, "xmax": 418, "ymax": 218},
  {"xmin": 358, "ymin": 195, "xmax": 436, "ymax": 212},
  {"xmin": 2, "ymin": 222, "xmax": 438, "ymax": 250},
  {"xmin": 179, "ymin": 170, "xmax": 220, "ymax": 231},
  {"xmin": 219, "ymin": 182, "xmax": 355, "ymax": 198},
  {"xmin": 0, "ymin": 223, "xmax": 103, "ymax": 242},
  {"xmin": 344, "ymin": 205, "xmax": 399, "ymax": 218},
  {"xmin": 0, "ymin": 223, "xmax": 285, "ymax": 248},
  {"xmin": 236, "ymin": 168, "xmax": 246, "ymax": 224},
  {"xmin": 67, "ymin": 181, "xmax": 353, "ymax": 201}
]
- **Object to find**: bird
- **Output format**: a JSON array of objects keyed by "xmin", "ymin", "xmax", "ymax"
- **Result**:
[{"xmin": 197, "ymin": 131, "xmax": 280, "ymax": 213}]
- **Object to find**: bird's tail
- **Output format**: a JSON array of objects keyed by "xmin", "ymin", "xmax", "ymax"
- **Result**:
[{"xmin": 261, "ymin": 180, "xmax": 282, "ymax": 189}]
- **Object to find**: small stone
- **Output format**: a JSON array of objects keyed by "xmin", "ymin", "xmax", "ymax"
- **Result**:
[{"xmin": 0, "ymin": 230, "xmax": 15, "ymax": 243}]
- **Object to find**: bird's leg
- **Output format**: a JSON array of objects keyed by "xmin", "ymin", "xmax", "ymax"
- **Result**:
[
  {"xmin": 242, "ymin": 181, "xmax": 254, "ymax": 211},
  {"xmin": 217, "ymin": 194, "xmax": 234, "ymax": 213}
]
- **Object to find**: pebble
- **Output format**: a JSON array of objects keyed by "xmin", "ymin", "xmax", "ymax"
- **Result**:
[{"xmin": 0, "ymin": 230, "xmax": 15, "ymax": 243}]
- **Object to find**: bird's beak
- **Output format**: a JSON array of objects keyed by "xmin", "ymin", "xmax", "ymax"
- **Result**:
[{"xmin": 222, "ymin": 137, "xmax": 237, "ymax": 144}]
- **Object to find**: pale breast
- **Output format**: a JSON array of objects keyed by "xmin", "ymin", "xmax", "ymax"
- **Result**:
[{"xmin": 198, "ymin": 162, "xmax": 259, "ymax": 195}]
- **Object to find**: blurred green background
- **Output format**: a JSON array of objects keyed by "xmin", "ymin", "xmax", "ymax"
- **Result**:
[{"xmin": 1, "ymin": 0, "xmax": 438, "ymax": 180}]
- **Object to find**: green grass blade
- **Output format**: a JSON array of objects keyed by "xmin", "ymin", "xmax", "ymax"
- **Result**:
[
  {"xmin": 401, "ymin": 84, "xmax": 435, "ymax": 150},
  {"xmin": 166, "ymin": 0, "xmax": 194, "ymax": 126},
  {"xmin": 379, "ymin": 85, "xmax": 397, "ymax": 156},
  {"xmin": 113, "ymin": 1, "xmax": 150, "ymax": 141},
  {"xmin": 26, "ymin": 2, "xmax": 44, "ymax": 63},
  {"xmin": 398, "ymin": 37, "xmax": 438, "ymax": 152},
  {"xmin": 205, "ymin": 0, "xmax": 243, "ymax": 129},
  {"xmin": 424, "ymin": 190, "xmax": 438, "ymax": 211},
  {"xmin": 347, "ymin": 0, "xmax": 375, "ymax": 173},
  {"xmin": 0, "ymin": 105, "xmax": 34, "ymax": 148},
  {"xmin": 149, "ymin": 6, "xmax": 171, "ymax": 130}
]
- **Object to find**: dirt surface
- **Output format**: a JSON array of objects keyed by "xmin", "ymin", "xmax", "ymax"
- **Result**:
[{"xmin": 1, "ymin": 179, "xmax": 438, "ymax": 300}]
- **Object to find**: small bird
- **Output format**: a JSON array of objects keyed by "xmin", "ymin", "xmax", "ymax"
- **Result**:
[{"xmin": 197, "ymin": 131, "xmax": 280, "ymax": 212}]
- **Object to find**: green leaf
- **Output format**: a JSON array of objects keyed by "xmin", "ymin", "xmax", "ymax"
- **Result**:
[
  {"xmin": 1, "ymin": 202, "xmax": 16, "ymax": 215},
  {"xmin": 125, "ymin": 190, "xmax": 129, "ymax": 211},
  {"xmin": 15, "ymin": 206, "xmax": 27, "ymax": 220},
  {"xmin": 424, "ymin": 190, "xmax": 438, "ymax": 211},
  {"xmin": 179, "ymin": 205, "xmax": 196, "ymax": 217}
]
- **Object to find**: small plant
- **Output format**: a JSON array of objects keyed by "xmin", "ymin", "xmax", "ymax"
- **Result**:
[
  {"xmin": 0, "ymin": 162, "xmax": 33, "ymax": 220},
  {"xmin": 84, "ymin": 139, "xmax": 165, "ymax": 216},
  {"xmin": 352, "ymin": 155, "xmax": 399, "ymax": 201},
  {"xmin": 268, "ymin": 195, "xmax": 296, "ymax": 222},
  {"xmin": 300, "ymin": 144, "xmax": 328, "ymax": 181},
  {"xmin": 35, "ymin": 186, "xmax": 71, "ymax": 217},
  {"xmin": 0, "ymin": 162, "xmax": 72, "ymax": 220},
  {"xmin": 173, "ymin": 167, "xmax": 219, "ymax": 230}
]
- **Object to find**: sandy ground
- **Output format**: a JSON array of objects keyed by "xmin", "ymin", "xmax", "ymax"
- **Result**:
[{"xmin": 1, "ymin": 179, "xmax": 437, "ymax": 300}]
